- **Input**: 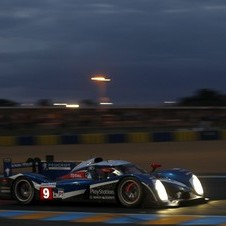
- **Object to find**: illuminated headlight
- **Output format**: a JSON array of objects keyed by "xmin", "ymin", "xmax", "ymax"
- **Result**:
[
  {"xmin": 154, "ymin": 179, "xmax": 168, "ymax": 201},
  {"xmin": 190, "ymin": 174, "xmax": 204, "ymax": 196}
]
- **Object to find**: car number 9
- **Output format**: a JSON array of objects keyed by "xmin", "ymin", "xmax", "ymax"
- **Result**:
[
  {"xmin": 43, "ymin": 188, "xmax": 50, "ymax": 198},
  {"xmin": 40, "ymin": 187, "xmax": 53, "ymax": 200}
]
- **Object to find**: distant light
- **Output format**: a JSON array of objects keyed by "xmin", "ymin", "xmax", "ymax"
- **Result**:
[
  {"xmin": 100, "ymin": 102, "xmax": 113, "ymax": 105},
  {"xmin": 53, "ymin": 103, "xmax": 79, "ymax": 108},
  {"xmin": 53, "ymin": 103, "xmax": 67, "ymax": 106},
  {"xmin": 66, "ymin": 104, "xmax": 79, "ymax": 108},
  {"xmin": 164, "ymin": 101, "xmax": 176, "ymax": 104},
  {"xmin": 91, "ymin": 76, "xmax": 111, "ymax": 82},
  {"xmin": 20, "ymin": 103, "xmax": 34, "ymax": 107}
]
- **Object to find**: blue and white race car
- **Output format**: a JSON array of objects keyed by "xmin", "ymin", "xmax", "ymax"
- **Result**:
[{"xmin": 0, "ymin": 157, "xmax": 207, "ymax": 207}]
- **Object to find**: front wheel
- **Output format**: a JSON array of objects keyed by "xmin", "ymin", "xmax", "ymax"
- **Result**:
[
  {"xmin": 12, "ymin": 177, "xmax": 35, "ymax": 205},
  {"xmin": 117, "ymin": 177, "xmax": 143, "ymax": 207}
]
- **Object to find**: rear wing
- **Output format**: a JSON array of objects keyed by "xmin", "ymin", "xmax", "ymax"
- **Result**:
[
  {"xmin": 3, "ymin": 156, "xmax": 81, "ymax": 179},
  {"xmin": 3, "ymin": 158, "xmax": 35, "ymax": 177}
]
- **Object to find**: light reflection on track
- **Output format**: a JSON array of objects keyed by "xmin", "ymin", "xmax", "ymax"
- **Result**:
[
  {"xmin": 0, "ymin": 200, "xmax": 226, "ymax": 225},
  {"xmin": 0, "ymin": 201, "xmax": 226, "ymax": 225}
]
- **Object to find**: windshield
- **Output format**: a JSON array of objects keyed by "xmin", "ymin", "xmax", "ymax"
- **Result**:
[
  {"xmin": 69, "ymin": 163, "xmax": 147, "ymax": 180},
  {"xmin": 115, "ymin": 164, "xmax": 146, "ymax": 175}
]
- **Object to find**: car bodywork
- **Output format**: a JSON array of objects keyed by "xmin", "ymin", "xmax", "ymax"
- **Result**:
[{"xmin": 0, "ymin": 157, "xmax": 207, "ymax": 208}]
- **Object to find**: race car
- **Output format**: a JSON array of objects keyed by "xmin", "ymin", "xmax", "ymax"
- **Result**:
[{"xmin": 0, "ymin": 157, "xmax": 207, "ymax": 207}]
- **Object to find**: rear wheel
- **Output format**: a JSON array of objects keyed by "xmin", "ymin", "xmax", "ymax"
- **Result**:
[
  {"xmin": 12, "ymin": 177, "xmax": 35, "ymax": 205},
  {"xmin": 117, "ymin": 177, "xmax": 143, "ymax": 207}
]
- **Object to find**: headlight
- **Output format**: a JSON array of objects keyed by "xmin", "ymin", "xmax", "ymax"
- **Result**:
[
  {"xmin": 154, "ymin": 179, "xmax": 168, "ymax": 201},
  {"xmin": 190, "ymin": 174, "xmax": 204, "ymax": 196}
]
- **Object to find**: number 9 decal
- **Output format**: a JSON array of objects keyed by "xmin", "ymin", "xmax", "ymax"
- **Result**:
[
  {"xmin": 43, "ymin": 188, "xmax": 50, "ymax": 199},
  {"xmin": 40, "ymin": 187, "xmax": 53, "ymax": 200}
]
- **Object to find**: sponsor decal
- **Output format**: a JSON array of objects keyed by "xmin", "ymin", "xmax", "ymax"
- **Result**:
[
  {"xmin": 90, "ymin": 188, "xmax": 114, "ymax": 196},
  {"xmin": 12, "ymin": 162, "xmax": 33, "ymax": 168},
  {"xmin": 42, "ymin": 162, "xmax": 72, "ymax": 170},
  {"xmin": 60, "ymin": 170, "xmax": 88, "ymax": 179},
  {"xmin": 89, "ymin": 188, "xmax": 115, "ymax": 200},
  {"xmin": 4, "ymin": 168, "xmax": 10, "ymax": 177},
  {"xmin": 53, "ymin": 189, "xmax": 64, "ymax": 198},
  {"xmin": 69, "ymin": 171, "xmax": 87, "ymax": 178},
  {"xmin": 40, "ymin": 182, "xmax": 56, "ymax": 188}
]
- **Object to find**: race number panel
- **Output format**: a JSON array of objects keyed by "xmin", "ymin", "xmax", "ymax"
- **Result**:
[{"xmin": 40, "ymin": 187, "xmax": 53, "ymax": 200}]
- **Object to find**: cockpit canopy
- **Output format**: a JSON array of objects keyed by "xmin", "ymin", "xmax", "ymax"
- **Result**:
[{"xmin": 67, "ymin": 157, "xmax": 146, "ymax": 180}]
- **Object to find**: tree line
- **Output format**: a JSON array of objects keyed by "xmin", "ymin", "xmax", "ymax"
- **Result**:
[{"xmin": 177, "ymin": 89, "xmax": 226, "ymax": 106}]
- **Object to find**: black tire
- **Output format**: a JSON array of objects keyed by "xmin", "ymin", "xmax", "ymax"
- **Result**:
[
  {"xmin": 117, "ymin": 177, "xmax": 143, "ymax": 207},
  {"xmin": 12, "ymin": 177, "xmax": 35, "ymax": 205}
]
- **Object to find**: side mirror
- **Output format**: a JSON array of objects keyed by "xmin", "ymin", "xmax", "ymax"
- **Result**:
[{"xmin": 151, "ymin": 163, "xmax": 162, "ymax": 172}]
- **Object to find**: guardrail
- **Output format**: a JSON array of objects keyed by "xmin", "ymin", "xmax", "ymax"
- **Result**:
[{"xmin": 0, "ymin": 130, "xmax": 225, "ymax": 146}]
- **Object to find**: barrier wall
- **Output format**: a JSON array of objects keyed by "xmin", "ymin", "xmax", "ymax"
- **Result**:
[{"xmin": 0, "ymin": 130, "xmax": 225, "ymax": 146}]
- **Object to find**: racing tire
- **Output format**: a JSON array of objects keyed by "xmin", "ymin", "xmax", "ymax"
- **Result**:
[
  {"xmin": 12, "ymin": 177, "xmax": 35, "ymax": 205},
  {"xmin": 117, "ymin": 177, "xmax": 143, "ymax": 207}
]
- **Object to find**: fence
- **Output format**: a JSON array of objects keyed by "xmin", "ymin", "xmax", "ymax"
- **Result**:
[{"xmin": 0, "ymin": 129, "xmax": 225, "ymax": 146}]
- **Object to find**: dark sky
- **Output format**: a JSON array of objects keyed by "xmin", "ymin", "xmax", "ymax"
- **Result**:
[{"xmin": 1, "ymin": 0, "xmax": 226, "ymax": 105}]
